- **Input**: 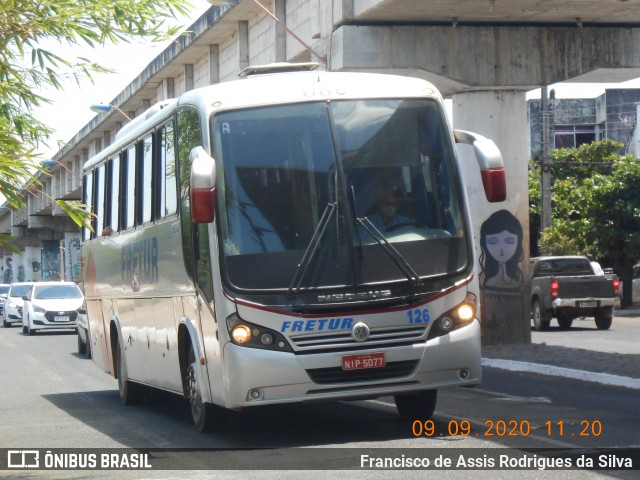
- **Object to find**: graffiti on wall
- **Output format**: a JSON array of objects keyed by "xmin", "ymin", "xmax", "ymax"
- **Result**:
[
  {"xmin": 478, "ymin": 209, "xmax": 526, "ymax": 343},
  {"xmin": 41, "ymin": 240, "xmax": 61, "ymax": 281},
  {"xmin": 65, "ymin": 234, "xmax": 82, "ymax": 282}
]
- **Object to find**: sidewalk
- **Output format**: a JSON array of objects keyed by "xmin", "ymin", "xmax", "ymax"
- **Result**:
[
  {"xmin": 481, "ymin": 308, "xmax": 640, "ymax": 388},
  {"xmin": 482, "ymin": 343, "xmax": 640, "ymax": 382}
]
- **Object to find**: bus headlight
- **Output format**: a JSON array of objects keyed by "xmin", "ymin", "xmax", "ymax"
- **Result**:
[
  {"xmin": 226, "ymin": 313, "xmax": 293, "ymax": 352},
  {"xmin": 231, "ymin": 325, "xmax": 252, "ymax": 344},
  {"xmin": 427, "ymin": 293, "xmax": 477, "ymax": 340},
  {"xmin": 457, "ymin": 303, "xmax": 475, "ymax": 322}
]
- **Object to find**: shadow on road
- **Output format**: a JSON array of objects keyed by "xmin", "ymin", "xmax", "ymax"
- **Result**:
[{"xmin": 42, "ymin": 387, "xmax": 424, "ymax": 448}]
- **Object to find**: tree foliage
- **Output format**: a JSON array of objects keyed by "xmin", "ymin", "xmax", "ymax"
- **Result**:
[
  {"xmin": 0, "ymin": 0, "xmax": 194, "ymax": 251},
  {"xmin": 529, "ymin": 139, "xmax": 640, "ymax": 307}
]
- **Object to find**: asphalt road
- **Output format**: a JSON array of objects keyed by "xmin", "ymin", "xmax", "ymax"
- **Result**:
[
  {"xmin": 531, "ymin": 314, "xmax": 640, "ymax": 354},
  {"xmin": 0, "ymin": 320, "xmax": 638, "ymax": 480}
]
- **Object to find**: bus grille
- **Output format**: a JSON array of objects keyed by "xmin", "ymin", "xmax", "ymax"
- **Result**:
[
  {"xmin": 290, "ymin": 325, "xmax": 427, "ymax": 351},
  {"xmin": 306, "ymin": 360, "xmax": 419, "ymax": 385}
]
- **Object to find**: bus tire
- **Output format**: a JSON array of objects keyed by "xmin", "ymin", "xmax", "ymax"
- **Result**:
[
  {"xmin": 116, "ymin": 339, "xmax": 144, "ymax": 405},
  {"xmin": 394, "ymin": 389, "xmax": 437, "ymax": 421},
  {"xmin": 186, "ymin": 343, "xmax": 220, "ymax": 432}
]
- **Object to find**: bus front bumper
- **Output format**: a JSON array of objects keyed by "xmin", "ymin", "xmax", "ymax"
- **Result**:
[{"xmin": 220, "ymin": 320, "xmax": 481, "ymax": 409}]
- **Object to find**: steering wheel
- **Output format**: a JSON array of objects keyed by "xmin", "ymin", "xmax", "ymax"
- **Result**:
[{"xmin": 385, "ymin": 221, "xmax": 427, "ymax": 232}]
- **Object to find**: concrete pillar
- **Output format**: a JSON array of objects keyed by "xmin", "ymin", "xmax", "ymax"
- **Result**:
[
  {"xmin": 238, "ymin": 21, "xmax": 249, "ymax": 71},
  {"xmin": 93, "ymin": 138, "xmax": 102, "ymax": 157},
  {"xmin": 209, "ymin": 45, "xmax": 220, "ymax": 84},
  {"xmin": 452, "ymin": 90, "xmax": 531, "ymax": 345},
  {"xmin": 164, "ymin": 78, "xmax": 175, "ymax": 99},
  {"xmin": 275, "ymin": 0, "xmax": 286, "ymax": 62},
  {"xmin": 185, "ymin": 64, "xmax": 194, "ymax": 92}
]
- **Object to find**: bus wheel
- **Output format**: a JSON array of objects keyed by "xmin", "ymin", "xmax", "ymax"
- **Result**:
[
  {"xmin": 186, "ymin": 344, "xmax": 219, "ymax": 432},
  {"xmin": 394, "ymin": 389, "xmax": 437, "ymax": 421},
  {"xmin": 116, "ymin": 340, "xmax": 143, "ymax": 405}
]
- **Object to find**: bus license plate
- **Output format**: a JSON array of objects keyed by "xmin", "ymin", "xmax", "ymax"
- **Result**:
[
  {"xmin": 579, "ymin": 301, "xmax": 597, "ymax": 308},
  {"xmin": 342, "ymin": 352, "xmax": 386, "ymax": 370},
  {"xmin": 54, "ymin": 315, "xmax": 69, "ymax": 322}
]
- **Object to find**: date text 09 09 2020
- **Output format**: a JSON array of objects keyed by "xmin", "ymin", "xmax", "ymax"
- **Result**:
[{"xmin": 411, "ymin": 419, "xmax": 603, "ymax": 438}]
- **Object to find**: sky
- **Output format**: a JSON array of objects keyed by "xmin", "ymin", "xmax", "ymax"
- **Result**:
[
  {"xmin": 32, "ymin": 3, "xmax": 211, "ymax": 161},
  {"xmin": 30, "ymin": 5, "xmax": 640, "ymax": 161}
]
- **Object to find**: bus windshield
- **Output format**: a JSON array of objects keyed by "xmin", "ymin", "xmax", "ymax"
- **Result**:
[{"xmin": 213, "ymin": 99, "xmax": 470, "ymax": 293}]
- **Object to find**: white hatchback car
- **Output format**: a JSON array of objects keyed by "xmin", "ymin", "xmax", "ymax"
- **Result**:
[
  {"xmin": 3, "ymin": 282, "xmax": 34, "ymax": 327},
  {"xmin": 22, "ymin": 282, "xmax": 84, "ymax": 335},
  {"xmin": 0, "ymin": 283, "xmax": 10, "ymax": 322}
]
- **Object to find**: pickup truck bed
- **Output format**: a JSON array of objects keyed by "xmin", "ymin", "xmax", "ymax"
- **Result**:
[{"xmin": 529, "ymin": 256, "xmax": 620, "ymax": 330}]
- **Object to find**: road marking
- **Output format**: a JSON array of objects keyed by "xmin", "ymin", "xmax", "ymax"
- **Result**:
[
  {"xmin": 473, "ymin": 390, "xmax": 552, "ymax": 403},
  {"xmin": 482, "ymin": 358, "xmax": 640, "ymax": 390}
]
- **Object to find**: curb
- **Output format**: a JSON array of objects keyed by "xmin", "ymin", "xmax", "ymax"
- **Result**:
[{"xmin": 481, "ymin": 358, "xmax": 640, "ymax": 390}]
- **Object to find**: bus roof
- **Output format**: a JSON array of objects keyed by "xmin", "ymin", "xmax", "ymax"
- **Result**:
[
  {"xmin": 179, "ymin": 68, "xmax": 442, "ymax": 113},
  {"xmin": 84, "ymin": 67, "xmax": 443, "ymax": 172}
]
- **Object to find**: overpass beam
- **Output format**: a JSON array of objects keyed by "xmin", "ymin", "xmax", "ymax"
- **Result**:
[{"xmin": 331, "ymin": 24, "xmax": 640, "ymax": 93}]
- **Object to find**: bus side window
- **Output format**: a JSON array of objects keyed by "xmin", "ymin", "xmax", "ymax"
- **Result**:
[
  {"xmin": 108, "ymin": 154, "xmax": 121, "ymax": 233},
  {"xmin": 159, "ymin": 121, "xmax": 177, "ymax": 218},
  {"xmin": 95, "ymin": 164, "xmax": 106, "ymax": 237},
  {"xmin": 124, "ymin": 144, "xmax": 136, "ymax": 229},
  {"xmin": 176, "ymin": 108, "xmax": 213, "ymax": 301},
  {"xmin": 141, "ymin": 134, "xmax": 154, "ymax": 224},
  {"xmin": 83, "ymin": 171, "xmax": 94, "ymax": 241}
]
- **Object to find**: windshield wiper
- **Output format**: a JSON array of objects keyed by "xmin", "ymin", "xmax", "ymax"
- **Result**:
[
  {"xmin": 357, "ymin": 217, "xmax": 423, "ymax": 286},
  {"xmin": 287, "ymin": 202, "xmax": 337, "ymax": 298}
]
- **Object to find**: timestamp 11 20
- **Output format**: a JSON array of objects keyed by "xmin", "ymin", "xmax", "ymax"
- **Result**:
[{"xmin": 544, "ymin": 420, "xmax": 603, "ymax": 437}]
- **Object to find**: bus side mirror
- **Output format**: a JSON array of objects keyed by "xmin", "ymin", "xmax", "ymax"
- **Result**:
[
  {"xmin": 189, "ymin": 146, "xmax": 217, "ymax": 223},
  {"xmin": 454, "ymin": 129, "xmax": 506, "ymax": 203}
]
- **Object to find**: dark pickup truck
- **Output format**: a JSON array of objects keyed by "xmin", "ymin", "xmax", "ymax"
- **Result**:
[{"xmin": 530, "ymin": 256, "xmax": 620, "ymax": 331}]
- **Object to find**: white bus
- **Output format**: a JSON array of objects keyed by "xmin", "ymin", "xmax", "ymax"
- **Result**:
[{"xmin": 82, "ymin": 63, "xmax": 506, "ymax": 432}]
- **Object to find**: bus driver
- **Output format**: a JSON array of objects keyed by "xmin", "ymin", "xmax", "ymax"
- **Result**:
[{"xmin": 367, "ymin": 190, "xmax": 411, "ymax": 233}]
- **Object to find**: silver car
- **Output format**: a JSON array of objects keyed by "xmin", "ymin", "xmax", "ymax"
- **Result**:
[{"xmin": 21, "ymin": 282, "xmax": 84, "ymax": 335}]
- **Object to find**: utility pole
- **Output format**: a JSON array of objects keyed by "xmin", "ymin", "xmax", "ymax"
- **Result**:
[{"xmin": 541, "ymin": 86, "xmax": 552, "ymax": 230}]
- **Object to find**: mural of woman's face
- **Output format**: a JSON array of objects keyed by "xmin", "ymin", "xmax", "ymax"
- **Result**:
[{"xmin": 486, "ymin": 230, "xmax": 518, "ymax": 263}]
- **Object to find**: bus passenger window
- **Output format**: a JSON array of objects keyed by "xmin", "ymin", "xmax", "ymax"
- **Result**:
[
  {"xmin": 95, "ymin": 164, "xmax": 106, "ymax": 237},
  {"xmin": 141, "ymin": 135, "xmax": 153, "ymax": 224},
  {"xmin": 83, "ymin": 171, "xmax": 94, "ymax": 241},
  {"xmin": 160, "ymin": 123, "xmax": 177, "ymax": 217},
  {"xmin": 108, "ymin": 155, "xmax": 120, "ymax": 232},
  {"xmin": 124, "ymin": 144, "xmax": 136, "ymax": 229}
]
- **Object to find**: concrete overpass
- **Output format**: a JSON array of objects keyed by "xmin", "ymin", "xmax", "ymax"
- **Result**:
[{"xmin": 2, "ymin": 0, "xmax": 640, "ymax": 342}]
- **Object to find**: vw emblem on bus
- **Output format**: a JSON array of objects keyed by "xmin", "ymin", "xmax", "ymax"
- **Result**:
[{"xmin": 352, "ymin": 322, "xmax": 370, "ymax": 342}]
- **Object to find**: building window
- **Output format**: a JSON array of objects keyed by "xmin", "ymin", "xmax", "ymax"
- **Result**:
[{"xmin": 554, "ymin": 125, "xmax": 596, "ymax": 149}]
